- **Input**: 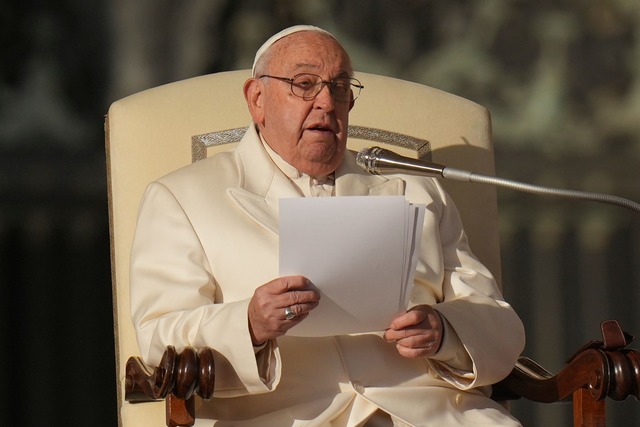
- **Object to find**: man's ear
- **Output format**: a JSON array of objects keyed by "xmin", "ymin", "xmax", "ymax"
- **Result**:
[{"xmin": 243, "ymin": 78, "xmax": 265, "ymax": 125}]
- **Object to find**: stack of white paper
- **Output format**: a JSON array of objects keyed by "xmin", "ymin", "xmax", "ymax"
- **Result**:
[{"xmin": 279, "ymin": 195, "xmax": 425, "ymax": 337}]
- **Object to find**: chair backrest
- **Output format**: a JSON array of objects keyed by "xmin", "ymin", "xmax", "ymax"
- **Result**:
[{"xmin": 106, "ymin": 69, "xmax": 499, "ymax": 426}]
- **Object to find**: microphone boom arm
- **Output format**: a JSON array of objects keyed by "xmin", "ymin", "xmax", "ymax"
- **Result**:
[
  {"xmin": 442, "ymin": 167, "xmax": 640, "ymax": 214},
  {"xmin": 356, "ymin": 146, "xmax": 640, "ymax": 215}
]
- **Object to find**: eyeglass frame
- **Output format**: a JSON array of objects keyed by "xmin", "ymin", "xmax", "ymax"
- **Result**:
[{"xmin": 258, "ymin": 73, "xmax": 364, "ymax": 102}]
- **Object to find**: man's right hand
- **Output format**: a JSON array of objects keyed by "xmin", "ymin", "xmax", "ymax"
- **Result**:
[{"xmin": 248, "ymin": 275, "xmax": 321, "ymax": 345}]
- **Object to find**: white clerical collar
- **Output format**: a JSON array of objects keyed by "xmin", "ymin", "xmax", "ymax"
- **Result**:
[
  {"xmin": 259, "ymin": 132, "xmax": 335, "ymax": 197},
  {"xmin": 260, "ymin": 134, "xmax": 302, "ymax": 179}
]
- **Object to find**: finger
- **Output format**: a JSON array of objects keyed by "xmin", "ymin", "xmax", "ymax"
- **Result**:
[
  {"xmin": 394, "ymin": 332, "xmax": 442, "ymax": 357},
  {"xmin": 282, "ymin": 300, "xmax": 320, "ymax": 320},
  {"xmin": 384, "ymin": 327, "xmax": 419, "ymax": 342},
  {"xmin": 281, "ymin": 306, "xmax": 310, "ymax": 322},
  {"xmin": 384, "ymin": 310, "xmax": 443, "ymax": 343},
  {"xmin": 287, "ymin": 311, "xmax": 309, "ymax": 323},
  {"xmin": 395, "ymin": 341, "xmax": 439, "ymax": 359},
  {"xmin": 395, "ymin": 331, "xmax": 440, "ymax": 348},
  {"xmin": 389, "ymin": 306, "xmax": 429, "ymax": 330},
  {"xmin": 273, "ymin": 276, "xmax": 314, "ymax": 294},
  {"xmin": 252, "ymin": 277, "xmax": 317, "ymax": 312},
  {"xmin": 281, "ymin": 288, "xmax": 321, "ymax": 308},
  {"xmin": 255, "ymin": 276, "xmax": 308, "ymax": 299}
]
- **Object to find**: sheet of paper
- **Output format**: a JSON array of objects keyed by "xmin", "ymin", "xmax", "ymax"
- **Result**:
[
  {"xmin": 401, "ymin": 204, "xmax": 426, "ymax": 310},
  {"xmin": 279, "ymin": 195, "xmax": 424, "ymax": 337}
]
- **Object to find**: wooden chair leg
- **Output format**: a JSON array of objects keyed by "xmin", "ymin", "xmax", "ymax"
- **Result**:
[
  {"xmin": 573, "ymin": 388, "xmax": 606, "ymax": 427},
  {"xmin": 166, "ymin": 395, "xmax": 195, "ymax": 427}
]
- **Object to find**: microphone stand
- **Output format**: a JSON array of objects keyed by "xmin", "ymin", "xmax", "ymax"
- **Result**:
[
  {"xmin": 442, "ymin": 167, "xmax": 640, "ymax": 215},
  {"xmin": 356, "ymin": 146, "xmax": 640, "ymax": 215}
]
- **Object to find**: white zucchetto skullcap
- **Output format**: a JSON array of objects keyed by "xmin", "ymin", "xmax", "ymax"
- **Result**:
[{"xmin": 251, "ymin": 25, "xmax": 338, "ymax": 76}]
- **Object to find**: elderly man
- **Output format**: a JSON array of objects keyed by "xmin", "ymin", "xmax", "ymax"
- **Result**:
[{"xmin": 130, "ymin": 25, "xmax": 525, "ymax": 426}]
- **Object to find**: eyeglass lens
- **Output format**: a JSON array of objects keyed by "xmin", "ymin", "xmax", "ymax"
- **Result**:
[{"xmin": 291, "ymin": 74, "xmax": 361, "ymax": 102}]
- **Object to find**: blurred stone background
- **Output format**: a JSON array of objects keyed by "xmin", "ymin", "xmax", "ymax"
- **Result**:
[{"xmin": 1, "ymin": 1, "xmax": 638, "ymax": 425}]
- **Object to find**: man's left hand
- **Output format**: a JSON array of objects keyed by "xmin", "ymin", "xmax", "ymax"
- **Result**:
[{"xmin": 383, "ymin": 305, "xmax": 443, "ymax": 359}]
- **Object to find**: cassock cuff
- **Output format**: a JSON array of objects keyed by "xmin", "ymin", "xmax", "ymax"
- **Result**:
[{"xmin": 430, "ymin": 313, "xmax": 473, "ymax": 372}]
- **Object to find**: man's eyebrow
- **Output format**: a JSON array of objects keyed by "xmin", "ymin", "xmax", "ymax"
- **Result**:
[
  {"xmin": 292, "ymin": 63, "xmax": 320, "ymax": 71},
  {"xmin": 291, "ymin": 64, "xmax": 351, "ymax": 77}
]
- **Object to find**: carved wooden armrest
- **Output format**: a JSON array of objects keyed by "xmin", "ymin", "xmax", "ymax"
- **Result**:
[
  {"xmin": 492, "ymin": 320, "xmax": 640, "ymax": 426},
  {"xmin": 125, "ymin": 321, "xmax": 638, "ymax": 427},
  {"xmin": 125, "ymin": 345, "xmax": 216, "ymax": 402},
  {"xmin": 125, "ymin": 346, "xmax": 215, "ymax": 427}
]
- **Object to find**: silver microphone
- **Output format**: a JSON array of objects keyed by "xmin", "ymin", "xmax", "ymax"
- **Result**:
[
  {"xmin": 356, "ymin": 146, "xmax": 640, "ymax": 214},
  {"xmin": 356, "ymin": 146, "xmax": 447, "ymax": 177}
]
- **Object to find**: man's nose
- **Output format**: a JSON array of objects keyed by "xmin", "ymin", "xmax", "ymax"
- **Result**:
[{"xmin": 313, "ymin": 83, "xmax": 335, "ymax": 109}]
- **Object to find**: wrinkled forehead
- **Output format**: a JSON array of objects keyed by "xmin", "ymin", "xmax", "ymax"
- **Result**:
[
  {"xmin": 272, "ymin": 33, "xmax": 350, "ymax": 73},
  {"xmin": 251, "ymin": 25, "xmax": 348, "ymax": 76}
]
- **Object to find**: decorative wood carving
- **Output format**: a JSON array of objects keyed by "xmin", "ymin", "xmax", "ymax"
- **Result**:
[
  {"xmin": 125, "ymin": 346, "xmax": 215, "ymax": 402},
  {"xmin": 125, "ymin": 320, "xmax": 639, "ymax": 427},
  {"xmin": 492, "ymin": 320, "xmax": 639, "ymax": 427}
]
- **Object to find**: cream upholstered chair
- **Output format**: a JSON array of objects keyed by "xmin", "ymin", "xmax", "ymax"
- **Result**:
[
  {"xmin": 106, "ymin": 68, "xmax": 499, "ymax": 426},
  {"xmin": 106, "ymin": 70, "xmax": 639, "ymax": 426}
]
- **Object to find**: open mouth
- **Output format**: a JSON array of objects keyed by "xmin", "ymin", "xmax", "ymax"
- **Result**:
[{"xmin": 307, "ymin": 124, "xmax": 335, "ymax": 134}]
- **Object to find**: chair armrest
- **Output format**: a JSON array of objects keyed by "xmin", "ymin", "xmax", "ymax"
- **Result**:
[
  {"xmin": 125, "ymin": 346, "xmax": 216, "ymax": 402},
  {"xmin": 125, "ymin": 321, "xmax": 638, "ymax": 427},
  {"xmin": 492, "ymin": 320, "xmax": 640, "ymax": 412}
]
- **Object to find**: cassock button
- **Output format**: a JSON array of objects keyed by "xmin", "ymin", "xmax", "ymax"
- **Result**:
[{"xmin": 352, "ymin": 381, "xmax": 365, "ymax": 394}]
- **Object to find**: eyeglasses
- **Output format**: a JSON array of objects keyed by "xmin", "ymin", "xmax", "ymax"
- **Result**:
[{"xmin": 259, "ymin": 73, "xmax": 364, "ymax": 102}]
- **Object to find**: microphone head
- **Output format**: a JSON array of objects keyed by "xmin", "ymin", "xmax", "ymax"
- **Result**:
[
  {"xmin": 355, "ymin": 146, "xmax": 384, "ymax": 174},
  {"xmin": 357, "ymin": 146, "xmax": 447, "ymax": 178}
]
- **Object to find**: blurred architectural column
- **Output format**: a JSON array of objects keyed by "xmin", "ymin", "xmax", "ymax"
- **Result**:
[{"xmin": 108, "ymin": 0, "xmax": 232, "ymax": 101}]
